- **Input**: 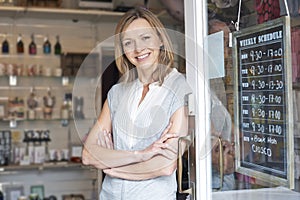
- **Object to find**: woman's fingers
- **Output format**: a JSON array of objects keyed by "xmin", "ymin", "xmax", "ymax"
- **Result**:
[
  {"xmin": 97, "ymin": 130, "xmax": 113, "ymax": 149},
  {"xmin": 159, "ymin": 133, "xmax": 178, "ymax": 143},
  {"xmin": 104, "ymin": 131, "xmax": 113, "ymax": 149},
  {"xmin": 98, "ymin": 131, "xmax": 106, "ymax": 147}
]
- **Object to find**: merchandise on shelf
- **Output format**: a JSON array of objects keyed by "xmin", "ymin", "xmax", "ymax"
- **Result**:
[
  {"xmin": 29, "ymin": 34, "xmax": 37, "ymax": 55},
  {"xmin": 16, "ymin": 34, "xmax": 24, "ymax": 54},
  {"xmin": 0, "ymin": 130, "xmax": 11, "ymax": 166},
  {"xmin": 54, "ymin": 35, "xmax": 61, "ymax": 55},
  {"xmin": 43, "ymin": 35, "xmax": 51, "ymax": 54},
  {"xmin": 2, "ymin": 35, "xmax": 9, "ymax": 54},
  {"xmin": 43, "ymin": 88, "xmax": 56, "ymax": 119}
]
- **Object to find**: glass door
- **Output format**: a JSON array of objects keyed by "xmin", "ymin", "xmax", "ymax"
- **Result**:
[{"xmin": 183, "ymin": 0, "xmax": 300, "ymax": 199}]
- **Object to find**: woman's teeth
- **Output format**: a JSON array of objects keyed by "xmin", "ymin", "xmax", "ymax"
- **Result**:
[{"xmin": 137, "ymin": 53, "xmax": 149, "ymax": 60}]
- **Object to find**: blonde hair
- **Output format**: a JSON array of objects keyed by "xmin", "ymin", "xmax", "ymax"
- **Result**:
[{"xmin": 114, "ymin": 7, "xmax": 174, "ymax": 84}]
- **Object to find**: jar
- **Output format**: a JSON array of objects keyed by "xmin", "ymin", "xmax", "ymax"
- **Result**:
[{"xmin": 29, "ymin": 193, "xmax": 39, "ymax": 200}]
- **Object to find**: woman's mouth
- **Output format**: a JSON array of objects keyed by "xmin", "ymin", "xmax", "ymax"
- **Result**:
[{"xmin": 136, "ymin": 53, "xmax": 150, "ymax": 61}]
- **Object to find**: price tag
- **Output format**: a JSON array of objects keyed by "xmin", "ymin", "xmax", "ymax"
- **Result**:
[
  {"xmin": 62, "ymin": 76, "xmax": 69, "ymax": 86},
  {"xmin": 10, "ymin": 119, "xmax": 17, "ymax": 128},
  {"xmin": 9, "ymin": 75, "xmax": 17, "ymax": 86}
]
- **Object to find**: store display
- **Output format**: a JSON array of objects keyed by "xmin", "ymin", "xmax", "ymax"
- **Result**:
[
  {"xmin": 16, "ymin": 34, "xmax": 24, "ymax": 54},
  {"xmin": 2, "ymin": 35, "xmax": 9, "ymax": 54},
  {"xmin": 29, "ymin": 34, "xmax": 37, "ymax": 55},
  {"xmin": 43, "ymin": 35, "xmax": 51, "ymax": 54}
]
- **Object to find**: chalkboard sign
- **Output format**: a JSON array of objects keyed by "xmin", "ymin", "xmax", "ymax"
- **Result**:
[{"xmin": 233, "ymin": 17, "xmax": 294, "ymax": 188}]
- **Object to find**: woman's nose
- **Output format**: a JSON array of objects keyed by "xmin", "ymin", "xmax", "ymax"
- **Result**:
[{"xmin": 134, "ymin": 40, "xmax": 145, "ymax": 52}]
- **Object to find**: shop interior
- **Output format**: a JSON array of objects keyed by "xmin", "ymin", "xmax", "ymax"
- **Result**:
[{"xmin": 0, "ymin": 0, "xmax": 299, "ymax": 200}]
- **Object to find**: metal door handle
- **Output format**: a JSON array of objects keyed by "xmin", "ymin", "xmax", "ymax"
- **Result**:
[{"xmin": 177, "ymin": 132, "xmax": 194, "ymax": 195}]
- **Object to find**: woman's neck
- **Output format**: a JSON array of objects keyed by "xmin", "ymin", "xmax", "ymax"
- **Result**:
[{"xmin": 136, "ymin": 66, "xmax": 157, "ymax": 85}]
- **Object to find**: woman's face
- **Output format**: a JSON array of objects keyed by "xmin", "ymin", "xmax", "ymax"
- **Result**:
[{"xmin": 121, "ymin": 18, "xmax": 162, "ymax": 71}]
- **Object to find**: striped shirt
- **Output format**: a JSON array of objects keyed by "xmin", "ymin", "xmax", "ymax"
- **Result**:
[{"xmin": 100, "ymin": 68, "xmax": 192, "ymax": 200}]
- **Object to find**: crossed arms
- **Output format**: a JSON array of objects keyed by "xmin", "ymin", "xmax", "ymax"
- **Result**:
[{"xmin": 82, "ymin": 100, "xmax": 189, "ymax": 180}]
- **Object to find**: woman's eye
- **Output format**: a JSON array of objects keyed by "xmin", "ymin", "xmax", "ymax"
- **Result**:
[
  {"xmin": 123, "ymin": 41, "xmax": 132, "ymax": 47},
  {"xmin": 142, "ymin": 36, "xmax": 151, "ymax": 41}
]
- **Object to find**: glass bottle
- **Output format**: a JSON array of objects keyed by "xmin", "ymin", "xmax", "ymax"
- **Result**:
[
  {"xmin": 29, "ymin": 34, "xmax": 37, "ymax": 55},
  {"xmin": 2, "ymin": 34, "xmax": 9, "ymax": 54},
  {"xmin": 16, "ymin": 34, "xmax": 24, "ymax": 54},
  {"xmin": 43, "ymin": 35, "xmax": 51, "ymax": 54},
  {"xmin": 54, "ymin": 35, "xmax": 61, "ymax": 55}
]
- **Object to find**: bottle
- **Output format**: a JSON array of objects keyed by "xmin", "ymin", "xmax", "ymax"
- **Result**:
[
  {"xmin": 29, "ymin": 34, "xmax": 37, "ymax": 55},
  {"xmin": 16, "ymin": 34, "xmax": 24, "ymax": 54},
  {"xmin": 54, "ymin": 35, "xmax": 61, "ymax": 55},
  {"xmin": 61, "ymin": 100, "xmax": 69, "ymax": 119},
  {"xmin": 43, "ymin": 35, "xmax": 51, "ymax": 54},
  {"xmin": 2, "ymin": 34, "xmax": 9, "ymax": 54}
]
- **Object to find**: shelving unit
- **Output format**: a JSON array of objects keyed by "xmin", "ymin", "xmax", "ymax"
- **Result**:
[
  {"xmin": 0, "ymin": 6, "xmax": 124, "ymax": 22},
  {"xmin": 0, "ymin": 162, "xmax": 85, "ymax": 173}
]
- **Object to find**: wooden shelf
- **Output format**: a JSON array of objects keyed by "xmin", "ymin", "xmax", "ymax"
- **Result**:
[
  {"xmin": 0, "ymin": 6, "xmax": 179, "ymax": 25},
  {"xmin": 0, "ymin": 6, "xmax": 124, "ymax": 22},
  {"xmin": 0, "ymin": 162, "xmax": 90, "ymax": 173}
]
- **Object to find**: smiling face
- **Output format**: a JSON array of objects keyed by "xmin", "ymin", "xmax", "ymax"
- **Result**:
[{"xmin": 121, "ymin": 18, "xmax": 162, "ymax": 73}]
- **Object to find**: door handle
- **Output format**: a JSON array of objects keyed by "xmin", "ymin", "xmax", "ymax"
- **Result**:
[
  {"xmin": 212, "ymin": 136, "xmax": 224, "ymax": 191},
  {"xmin": 177, "ymin": 131, "xmax": 195, "ymax": 196}
]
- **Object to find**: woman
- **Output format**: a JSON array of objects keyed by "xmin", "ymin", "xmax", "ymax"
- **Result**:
[{"xmin": 82, "ymin": 7, "xmax": 192, "ymax": 200}]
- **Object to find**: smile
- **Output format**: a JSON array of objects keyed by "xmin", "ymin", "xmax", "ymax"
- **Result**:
[{"xmin": 136, "ymin": 53, "xmax": 150, "ymax": 61}]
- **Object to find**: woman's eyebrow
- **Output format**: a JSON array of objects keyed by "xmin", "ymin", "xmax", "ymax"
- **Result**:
[{"xmin": 123, "ymin": 31, "xmax": 153, "ymax": 40}]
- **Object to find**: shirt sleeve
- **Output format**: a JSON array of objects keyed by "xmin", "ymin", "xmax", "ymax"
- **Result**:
[{"xmin": 170, "ymin": 74, "xmax": 193, "ymax": 116}]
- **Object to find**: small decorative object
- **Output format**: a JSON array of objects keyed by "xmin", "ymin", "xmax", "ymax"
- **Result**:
[
  {"xmin": 0, "ymin": 98, "xmax": 8, "ymax": 119},
  {"xmin": 54, "ymin": 35, "xmax": 61, "ymax": 55},
  {"xmin": 62, "ymin": 194, "xmax": 84, "ymax": 200},
  {"xmin": 2, "ymin": 34, "xmax": 9, "ymax": 54},
  {"xmin": 4, "ymin": 185, "xmax": 24, "ymax": 200},
  {"xmin": 27, "ymin": 88, "xmax": 38, "ymax": 120},
  {"xmin": 43, "ymin": 88, "xmax": 56, "ymax": 119},
  {"xmin": 0, "ymin": 130, "xmax": 11, "ymax": 166},
  {"xmin": 16, "ymin": 34, "xmax": 24, "ymax": 54},
  {"xmin": 8, "ymin": 97, "xmax": 25, "ymax": 120},
  {"xmin": 74, "ymin": 96, "xmax": 84, "ymax": 119},
  {"xmin": 28, "ymin": 193, "xmax": 39, "ymax": 200},
  {"xmin": 43, "ymin": 35, "xmax": 51, "ymax": 54},
  {"xmin": 28, "ymin": 34, "xmax": 37, "ymax": 55}
]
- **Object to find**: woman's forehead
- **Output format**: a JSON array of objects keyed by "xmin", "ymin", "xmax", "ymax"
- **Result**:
[{"xmin": 122, "ymin": 19, "xmax": 156, "ymax": 39}]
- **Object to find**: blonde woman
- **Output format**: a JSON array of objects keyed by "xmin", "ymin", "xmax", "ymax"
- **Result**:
[{"xmin": 82, "ymin": 7, "xmax": 191, "ymax": 200}]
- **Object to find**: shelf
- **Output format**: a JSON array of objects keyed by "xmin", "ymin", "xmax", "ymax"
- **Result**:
[
  {"xmin": 0, "ymin": 6, "xmax": 179, "ymax": 26},
  {"xmin": 0, "ymin": 6, "xmax": 124, "ymax": 22},
  {"xmin": 0, "ymin": 162, "xmax": 88, "ymax": 173},
  {"xmin": 0, "ymin": 54, "xmax": 61, "ymax": 59},
  {"xmin": 0, "ymin": 76, "xmax": 73, "ymax": 88}
]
